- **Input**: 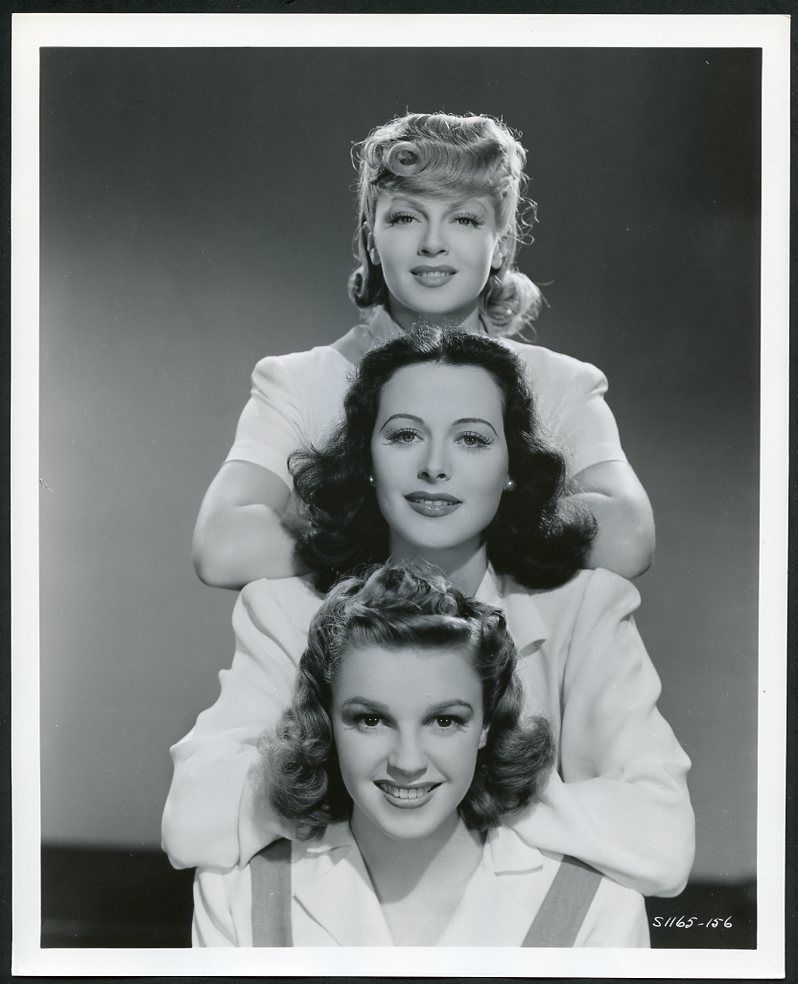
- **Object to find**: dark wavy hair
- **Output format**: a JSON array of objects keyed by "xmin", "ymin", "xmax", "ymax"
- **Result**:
[
  {"xmin": 266, "ymin": 563, "xmax": 554, "ymax": 840},
  {"xmin": 290, "ymin": 327, "xmax": 596, "ymax": 592},
  {"xmin": 348, "ymin": 112, "xmax": 542, "ymax": 338}
]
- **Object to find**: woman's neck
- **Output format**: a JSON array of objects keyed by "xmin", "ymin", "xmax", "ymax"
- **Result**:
[
  {"xmin": 387, "ymin": 536, "xmax": 489, "ymax": 597},
  {"xmin": 351, "ymin": 807, "xmax": 482, "ymax": 909}
]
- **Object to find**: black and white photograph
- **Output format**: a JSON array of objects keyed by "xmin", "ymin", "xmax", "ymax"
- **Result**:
[{"xmin": 11, "ymin": 11, "xmax": 788, "ymax": 978}]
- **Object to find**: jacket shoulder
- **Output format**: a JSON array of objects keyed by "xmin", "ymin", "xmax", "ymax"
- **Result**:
[{"xmin": 236, "ymin": 575, "xmax": 323, "ymax": 640}]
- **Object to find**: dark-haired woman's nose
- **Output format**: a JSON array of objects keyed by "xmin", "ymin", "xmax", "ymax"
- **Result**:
[{"xmin": 418, "ymin": 444, "xmax": 450, "ymax": 482}]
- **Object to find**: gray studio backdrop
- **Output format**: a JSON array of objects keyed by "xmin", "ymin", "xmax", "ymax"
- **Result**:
[{"xmin": 40, "ymin": 48, "xmax": 760, "ymax": 884}]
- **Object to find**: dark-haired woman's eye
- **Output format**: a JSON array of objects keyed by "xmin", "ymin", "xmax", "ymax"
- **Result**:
[
  {"xmin": 458, "ymin": 431, "xmax": 492, "ymax": 449},
  {"xmin": 386, "ymin": 427, "xmax": 422, "ymax": 445}
]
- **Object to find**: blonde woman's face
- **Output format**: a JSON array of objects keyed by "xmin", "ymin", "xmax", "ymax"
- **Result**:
[{"xmin": 370, "ymin": 192, "xmax": 502, "ymax": 325}]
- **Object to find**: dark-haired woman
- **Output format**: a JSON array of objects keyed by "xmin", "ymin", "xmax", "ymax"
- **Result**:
[
  {"xmin": 191, "ymin": 111, "xmax": 654, "ymax": 590},
  {"xmin": 163, "ymin": 329, "xmax": 693, "ymax": 900},
  {"xmin": 194, "ymin": 565, "xmax": 650, "ymax": 947}
]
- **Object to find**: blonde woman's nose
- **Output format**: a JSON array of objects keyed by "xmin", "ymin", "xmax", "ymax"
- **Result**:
[{"xmin": 419, "ymin": 219, "xmax": 447, "ymax": 256}]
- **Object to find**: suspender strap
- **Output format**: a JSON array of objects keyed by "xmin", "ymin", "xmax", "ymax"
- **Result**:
[
  {"xmin": 250, "ymin": 838, "xmax": 292, "ymax": 947},
  {"xmin": 522, "ymin": 855, "xmax": 602, "ymax": 948}
]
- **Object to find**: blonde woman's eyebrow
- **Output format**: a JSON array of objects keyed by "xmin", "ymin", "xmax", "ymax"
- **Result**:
[{"xmin": 381, "ymin": 194, "xmax": 489, "ymax": 215}]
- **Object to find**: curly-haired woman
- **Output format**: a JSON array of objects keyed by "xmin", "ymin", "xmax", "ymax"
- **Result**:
[
  {"xmin": 163, "ymin": 328, "xmax": 694, "ymax": 901},
  {"xmin": 193, "ymin": 564, "xmax": 650, "ymax": 947}
]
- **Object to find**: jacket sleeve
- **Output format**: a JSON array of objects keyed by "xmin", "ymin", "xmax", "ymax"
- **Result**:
[
  {"xmin": 225, "ymin": 354, "xmax": 305, "ymax": 484},
  {"xmin": 510, "ymin": 570, "xmax": 695, "ymax": 897},
  {"xmin": 161, "ymin": 582, "xmax": 305, "ymax": 870},
  {"xmin": 552, "ymin": 358, "xmax": 628, "ymax": 478}
]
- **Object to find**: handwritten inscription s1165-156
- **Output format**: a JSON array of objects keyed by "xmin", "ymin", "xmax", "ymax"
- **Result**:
[{"xmin": 651, "ymin": 916, "xmax": 734, "ymax": 929}]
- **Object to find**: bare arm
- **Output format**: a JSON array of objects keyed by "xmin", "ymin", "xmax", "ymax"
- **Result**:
[
  {"xmin": 563, "ymin": 460, "xmax": 655, "ymax": 579},
  {"xmin": 192, "ymin": 461, "xmax": 310, "ymax": 589}
]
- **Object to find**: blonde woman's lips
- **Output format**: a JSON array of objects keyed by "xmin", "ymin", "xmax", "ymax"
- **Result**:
[
  {"xmin": 374, "ymin": 781, "xmax": 440, "ymax": 809},
  {"xmin": 410, "ymin": 265, "xmax": 456, "ymax": 287},
  {"xmin": 405, "ymin": 492, "xmax": 462, "ymax": 517}
]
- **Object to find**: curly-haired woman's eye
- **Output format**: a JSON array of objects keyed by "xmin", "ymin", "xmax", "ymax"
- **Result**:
[
  {"xmin": 431, "ymin": 714, "xmax": 466, "ymax": 732},
  {"xmin": 356, "ymin": 714, "xmax": 383, "ymax": 731}
]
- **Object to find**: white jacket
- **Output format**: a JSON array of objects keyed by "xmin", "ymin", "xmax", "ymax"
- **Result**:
[
  {"xmin": 193, "ymin": 822, "xmax": 650, "ymax": 947},
  {"xmin": 162, "ymin": 567, "xmax": 694, "ymax": 896}
]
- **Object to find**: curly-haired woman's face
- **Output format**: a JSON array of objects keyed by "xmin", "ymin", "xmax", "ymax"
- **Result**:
[
  {"xmin": 371, "ymin": 192, "xmax": 502, "ymax": 326},
  {"xmin": 332, "ymin": 642, "xmax": 487, "ymax": 843},
  {"xmin": 370, "ymin": 363, "xmax": 510, "ymax": 559}
]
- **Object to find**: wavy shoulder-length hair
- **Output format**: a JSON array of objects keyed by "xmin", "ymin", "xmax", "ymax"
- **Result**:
[
  {"xmin": 290, "ymin": 327, "xmax": 595, "ymax": 593},
  {"xmin": 266, "ymin": 563, "xmax": 554, "ymax": 840},
  {"xmin": 348, "ymin": 112, "xmax": 543, "ymax": 338}
]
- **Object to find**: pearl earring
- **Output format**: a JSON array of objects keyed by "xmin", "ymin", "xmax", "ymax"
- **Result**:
[
  {"xmin": 368, "ymin": 475, "xmax": 375, "ymax": 487},
  {"xmin": 504, "ymin": 478, "xmax": 515, "ymax": 492}
]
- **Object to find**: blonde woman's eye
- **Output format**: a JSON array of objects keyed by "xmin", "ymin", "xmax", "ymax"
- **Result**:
[
  {"xmin": 454, "ymin": 213, "xmax": 483, "ymax": 227},
  {"xmin": 386, "ymin": 211, "xmax": 416, "ymax": 226}
]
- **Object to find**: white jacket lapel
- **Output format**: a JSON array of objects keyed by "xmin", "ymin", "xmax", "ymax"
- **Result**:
[
  {"xmin": 292, "ymin": 828, "xmax": 394, "ymax": 946},
  {"xmin": 438, "ymin": 827, "xmax": 552, "ymax": 946}
]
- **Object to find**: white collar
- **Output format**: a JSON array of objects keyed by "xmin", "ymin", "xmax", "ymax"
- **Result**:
[{"xmin": 297, "ymin": 818, "xmax": 547, "ymax": 876}]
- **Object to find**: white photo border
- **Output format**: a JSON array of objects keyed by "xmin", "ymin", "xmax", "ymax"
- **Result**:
[{"xmin": 11, "ymin": 11, "xmax": 790, "ymax": 978}]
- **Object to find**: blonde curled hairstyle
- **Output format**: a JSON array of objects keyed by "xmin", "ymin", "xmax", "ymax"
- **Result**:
[{"xmin": 348, "ymin": 112, "xmax": 543, "ymax": 338}]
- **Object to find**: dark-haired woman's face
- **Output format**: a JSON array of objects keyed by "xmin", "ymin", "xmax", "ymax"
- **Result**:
[
  {"xmin": 370, "ymin": 362, "xmax": 510, "ymax": 557},
  {"xmin": 371, "ymin": 192, "xmax": 502, "ymax": 323}
]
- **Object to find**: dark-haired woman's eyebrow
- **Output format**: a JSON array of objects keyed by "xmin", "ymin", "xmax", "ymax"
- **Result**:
[
  {"xmin": 379, "ymin": 413, "xmax": 425, "ymax": 432},
  {"xmin": 452, "ymin": 417, "xmax": 499, "ymax": 436}
]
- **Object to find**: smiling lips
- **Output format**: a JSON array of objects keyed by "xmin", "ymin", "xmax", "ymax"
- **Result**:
[
  {"xmin": 411, "ymin": 265, "xmax": 456, "ymax": 287},
  {"xmin": 375, "ymin": 781, "xmax": 440, "ymax": 809},
  {"xmin": 404, "ymin": 492, "xmax": 462, "ymax": 517}
]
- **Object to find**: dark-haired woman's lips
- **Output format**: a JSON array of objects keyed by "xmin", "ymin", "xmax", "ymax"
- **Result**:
[
  {"xmin": 374, "ymin": 780, "xmax": 441, "ymax": 809},
  {"xmin": 410, "ymin": 265, "xmax": 456, "ymax": 287},
  {"xmin": 404, "ymin": 492, "xmax": 462, "ymax": 517}
]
